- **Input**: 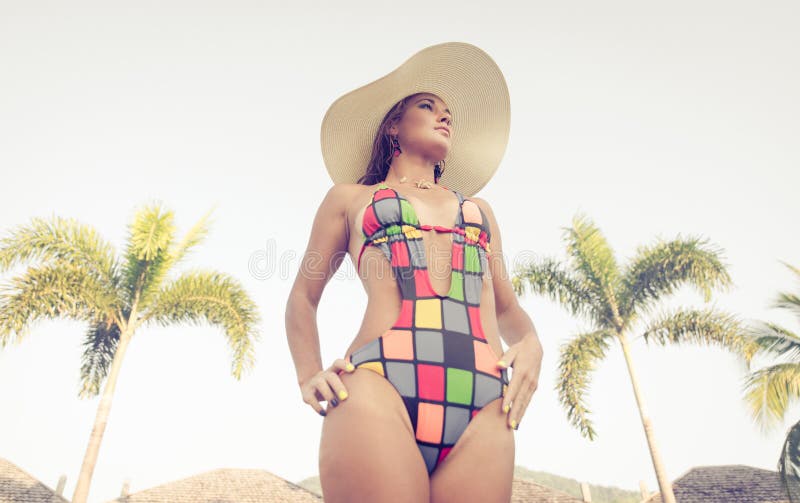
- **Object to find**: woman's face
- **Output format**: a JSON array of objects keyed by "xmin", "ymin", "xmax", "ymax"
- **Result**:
[{"xmin": 389, "ymin": 93, "xmax": 453, "ymax": 162}]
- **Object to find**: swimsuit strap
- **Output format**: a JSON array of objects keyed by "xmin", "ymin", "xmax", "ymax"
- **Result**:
[{"xmin": 357, "ymin": 182, "xmax": 388, "ymax": 273}]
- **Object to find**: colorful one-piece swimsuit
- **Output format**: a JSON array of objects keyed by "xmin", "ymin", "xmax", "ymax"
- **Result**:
[{"xmin": 346, "ymin": 181, "xmax": 510, "ymax": 475}]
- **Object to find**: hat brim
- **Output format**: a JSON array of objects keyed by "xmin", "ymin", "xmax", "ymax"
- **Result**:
[{"xmin": 320, "ymin": 41, "xmax": 510, "ymax": 197}]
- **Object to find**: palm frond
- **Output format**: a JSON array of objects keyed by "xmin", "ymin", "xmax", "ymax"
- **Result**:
[
  {"xmin": 0, "ymin": 261, "xmax": 119, "ymax": 347},
  {"xmin": 778, "ymin": 418, "xmax": 800, "ymax": 503},
  {"xmin": 142, "ymin": 269, "xmax": 260, "ymax": 379},
  {"xmin": 561, "ymin": 213, "xmax": 621, "ymax": 309},
  {"xmin": 640, "ymin": 307, "xmax": 758, "ymax": 363},
  {"xmin": 619, "ymin": 235, "xmax": 733, "ymax": 320},
  {"xmin": 512, "ymin": 256, "xmax": 613, "ymax": 328},
  {"xmin": 778, "ymin": 260, "xmax": 800, "ymax": 280},
  {"xmin": 78, "ymin": 319, "xmax": 121, "ymax": 398},
  {"xmin": 744, "ymin": 363, "xmax": 800, "ymax": 431},
  {"xmin": 556, "ymin": 329, "xmax": 614, "ymax": 440},
  {"xmin": 0, "ymin": 214, "xmax": 122, "ymax": 292},
  {"xmin": 747, "ymin": 320, "xmax": 800, "ymax": 361},
  {"xmin": 774, "ymin": 290, "xmax": 800, "ymax": 321},
  {"xmin": 168, "ymin": 206, "xmax": 214, "ymax": 265},
  {"xmin": 137, "ymin": 206, "xmax": 215, "ymax": 310},
  {"xmin": 120, "ymin": 202, "xmax": 176, "ymax": 307}
]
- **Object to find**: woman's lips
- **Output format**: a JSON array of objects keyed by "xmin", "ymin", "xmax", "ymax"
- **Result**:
[{"xmin": 435, "ymin": 128, "xmax": 451, "ymax": 136}]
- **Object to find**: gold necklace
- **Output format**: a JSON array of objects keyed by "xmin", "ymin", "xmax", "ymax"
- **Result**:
[{"xmin": 399, "ymin": 175, "xmax": 434, "ymax": 189}]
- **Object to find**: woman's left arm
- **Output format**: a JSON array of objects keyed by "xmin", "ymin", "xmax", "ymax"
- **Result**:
[{"xmin": 472, "ymin": 197, "xmax": 544, "ymax": 430}]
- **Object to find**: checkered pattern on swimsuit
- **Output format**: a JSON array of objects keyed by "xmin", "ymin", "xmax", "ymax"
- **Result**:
[{"xmin": 349, "ymin": 182, "xmax": 509, "ymax": 474}]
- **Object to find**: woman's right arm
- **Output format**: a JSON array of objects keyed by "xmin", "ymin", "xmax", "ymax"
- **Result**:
[{"xmin": 285, "ymin": 183, "xmax": 356, "ymax": 416}]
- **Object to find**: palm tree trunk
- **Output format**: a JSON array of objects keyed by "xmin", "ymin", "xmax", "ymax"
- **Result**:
[
  {"xmin": 71, "ymin": 327, "xmax": 134, "ymax": 503},
  {"xmin": 618, "ymin": 334, "xmax": 677, "ymax": 503}
]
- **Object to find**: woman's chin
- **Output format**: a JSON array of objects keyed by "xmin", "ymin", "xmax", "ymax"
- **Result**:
[
  {"xmin": 427, "ymin": 141, "xmax": 450, "ymax": 159},
  {"xmin": 407, "ymin": 138, "xmax": 449, "ymax": 160}
]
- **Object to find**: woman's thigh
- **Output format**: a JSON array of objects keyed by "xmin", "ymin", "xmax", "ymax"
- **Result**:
[
  {"xmin": 429, "ymin": 397, "xmax": 515, "ymax": 503},
  {"xmin": 319, "ymin": 368, "xmax": 430, "ymax": 503}
]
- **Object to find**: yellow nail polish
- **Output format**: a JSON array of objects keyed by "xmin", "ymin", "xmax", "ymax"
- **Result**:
[
  {"xmin": 503, "ymin": 403, "xmax": 510, "ymax": 414},
  {"xmin": 339, "ymin": 390, "xmax": 348, "ymax": 400},
  {"xmin": 497, "ymin": 360, "xmax": 507, "ymax": 368},
  {"xmin": 346, "ymin": 362, "xmax": 355, "ymax": 372},
  {"xmin": 510, "ymin": 419, "xmax": 517, "ymax": 430}
]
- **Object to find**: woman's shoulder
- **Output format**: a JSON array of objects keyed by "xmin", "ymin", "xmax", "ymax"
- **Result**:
[
  {"xmin": 321, "ymin": 183, "xmax": 383, "ymax": 221},
  {"xmin": 325, "ymin": 182, "xmax": 381, "ymax": 202},
  {"xmin": 464, "ymin": 194, "xmax": 492, "ymax": 213}
]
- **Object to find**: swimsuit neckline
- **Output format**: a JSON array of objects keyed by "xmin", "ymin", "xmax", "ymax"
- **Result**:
[{"xmin": 364, "ymin": 181, "xmax": 464, "ymax": 299}]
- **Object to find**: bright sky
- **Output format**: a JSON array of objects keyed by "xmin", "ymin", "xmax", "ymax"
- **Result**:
[{"xmin": 1, "ymin": 1, "xmax": 798, "ymax": 502}]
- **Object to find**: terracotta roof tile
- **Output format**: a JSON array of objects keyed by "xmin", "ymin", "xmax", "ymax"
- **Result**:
[
  {"xmin": 299, "ymin": 474, "xmax": 589, "ymax": 501},
  {"xmin": 106, "ymin": 468, "xmax": 321, "ymax": 503},
  {"xmin": 643, "ymin": 465, "xmax": 791, "ymax": 503},
  {"xmin": 0, "ymin": 457, "xmax": 69, "ymax": 503},
  {"xmin": 511, "ymin": 478, "xmax": 585, "ymax": 502}
]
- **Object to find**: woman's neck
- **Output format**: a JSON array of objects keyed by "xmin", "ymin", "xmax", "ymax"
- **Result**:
[{"xmin": 384, "ymin": 157, "xmax": 438, "ymax": 188}]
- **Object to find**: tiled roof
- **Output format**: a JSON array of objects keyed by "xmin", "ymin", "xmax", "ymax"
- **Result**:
[
  {"xmin": 511, "ymin": 478, "xmax": 585, "ymax": 502},
  {"xmin": 106, "ymin": 468, "xmax": 322, "ymax": 503},
  {"xmin": 0, "ymin": 457, "xmax": 69, "ymax": 503},
  {"xmin": 643, "ymin": 465, "xmax": 791, "ymax": 503},
  {"xmin": 298, "ymin": 474, "xmax": 588, "ymax": 501}
]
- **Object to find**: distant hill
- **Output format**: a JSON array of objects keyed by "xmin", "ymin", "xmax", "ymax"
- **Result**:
[
  {"xmin": 297, "ymin": 466, "xmax": 640, "ymax": 502},
  {"xmin": 297, "ymin": 475, "xmax": 322, "ymax": 497},
  {"xmin": 513, "ymin": 466, "xmax": 640, "ymax": 503}
]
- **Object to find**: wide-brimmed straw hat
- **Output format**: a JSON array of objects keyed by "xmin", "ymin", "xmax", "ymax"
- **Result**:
[{"xmin": 320, "ymin": 41, "xmax": 511, "ymax": 197}]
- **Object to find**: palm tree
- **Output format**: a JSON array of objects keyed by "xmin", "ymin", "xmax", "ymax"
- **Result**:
[
  {"xmin": 511, "ymin": 213, "xmax": 757, "ymax": 503},
  {"xmin": 743, "ymin": 261, "xmax": 800, "ymax": 501},
  {"xmin": 0, "ymin": 202, "xmax": 261, "ymax": 503},
  {"xmin": 778, "ymin": 419, "xmax": 800, "ymax": 503}
]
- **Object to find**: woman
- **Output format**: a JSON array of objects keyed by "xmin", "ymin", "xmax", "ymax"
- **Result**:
[{"xmin": 285, "ymin": 42, "xmax": 543, "ymax": 502}]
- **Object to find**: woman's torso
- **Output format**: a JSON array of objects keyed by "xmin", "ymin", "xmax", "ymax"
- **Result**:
[{"xmin": 342, "ymin": 182, "xmax": 504, "ymax": 359}]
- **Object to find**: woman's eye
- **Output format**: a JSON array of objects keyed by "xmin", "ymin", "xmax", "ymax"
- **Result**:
[{"xmin": 420, "ymin": 103, "xmax": 432, "ymax": 110}]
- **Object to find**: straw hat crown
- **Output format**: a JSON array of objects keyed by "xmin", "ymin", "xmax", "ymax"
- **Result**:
[{"xmin": 320, "ymin": 41, "xmax": 510, "ymax": 197}]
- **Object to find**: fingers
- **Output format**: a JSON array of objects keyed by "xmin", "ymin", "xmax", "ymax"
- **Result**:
[
  {"xmin": 329, "ymin": 357, "xmax": 356, "ymax": 376},
  {"xmin": 498, "ymin": 345, "xmax": 537, "ymax": 430},
  {"xmin": 507, "ymin": 380, "xmax": 536, "ymax": 429},
  {"xmin": 308, "ymin": 373, "xmax": 335, "ymax": 414},
  {"xmin": 327, "ymin": 359, "xmax": 355, "ymax": 401},
  {"xmin": 301, "ymin": 383, "xmax": 328, "ymax": 417},
  {"xmin": 498, "ymin": 346, "xmax": 519, "ymax": 413},
  {"xmin": 323, "ymin": 369, "xmax": 349, "ymax": 403},
  {"xmin": 501, "ymin": 373, "xmax": 519, "ymax": 421},
  {"xmin": 502, "ymin": 372, "xmax": 538, "ymax": 430},
  {"xmin": 301, "ymin": 359, "xmax": 356, "ymax": 417},
  {"xmin": 496, "ymin": 345, "xmax": 518, "ymax": 371}
]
